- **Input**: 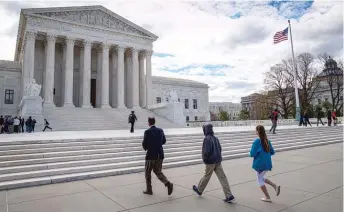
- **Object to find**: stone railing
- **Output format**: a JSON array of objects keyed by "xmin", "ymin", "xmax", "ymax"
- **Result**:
[
  {"xmin": 150, "ymin": 102, "xmax": 186, "ymax": 126},
  {"xmin": 187, "ymin": 117, "xmax": 343, "ymax": 127}
]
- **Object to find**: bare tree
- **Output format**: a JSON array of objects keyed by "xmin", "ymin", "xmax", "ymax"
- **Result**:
[
  {"xmin": 264, "ymin": 63, "xmax": 294, "ymax": 118},
  {"xmin": 296, "ymin": 53, "xmax": 320, "ymax": 111}
]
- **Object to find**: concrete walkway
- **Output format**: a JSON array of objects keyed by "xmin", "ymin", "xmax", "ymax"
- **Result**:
[{"xmin": 0, "ymin": 143, "xmax": 342, "ymax": 212}]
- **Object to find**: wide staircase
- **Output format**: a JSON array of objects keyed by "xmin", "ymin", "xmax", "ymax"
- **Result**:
[
  {"xmin": 0, "ymin": 126, "xmax": 341, "ymax": 190},
  {"xmin": 42, "ymin": 107, "xmax": 181, "ymax": 131}
]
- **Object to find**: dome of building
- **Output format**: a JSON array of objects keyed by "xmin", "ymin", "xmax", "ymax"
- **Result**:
[{"xmin": 325, "ymin": 56, "xmax": 338, "ymax": 69}]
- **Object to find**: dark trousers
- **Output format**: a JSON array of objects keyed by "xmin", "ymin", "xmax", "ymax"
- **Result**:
[
  {"xmin": 304, "ymin": 119, "xmax": 312, "ymax": 127},
  {"xmin": 43, "ymin": 126, "xmax": 52, "ymax": 131},
  {"xmin": 130, "ymin": 122, "xmax": 135, "ymax": 133},
  {"xmin": 270, "ymin": 120, "xmax": 277, "ymax": 133},
  {"xmin": 317, "ymin": 117, "xmax": 324, "ymax": 126},
  {"xmin": 299, "ymin": 119, "xmax": 305, "ymax": 126},
  {"xmin": 13, "ymin": 125, "xmax": 19, "ymax": 133},
  {"xmin": 21, "ymin": 125, "xmax": 24, "ymax": 133},
  {"xmin": 145, "ymin": 159, "xmax": 169, "ymax": 191},
  {"xmin": 328, "ymin": 119, "xmax": 332, "ymax": 126}
]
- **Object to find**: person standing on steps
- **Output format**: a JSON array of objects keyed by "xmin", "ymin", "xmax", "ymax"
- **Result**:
[
  {"xmin": 269, "ymin": 109, "xmax": 279, "ymax": 134},
  {"xmin": 316, "ymin": 109, "xmax": 324, "ymax": 126},
  {"xmin": 142, "ymin": 117, "xmax": 173, "ymax": 196},
  {"xmin": 250, "ymin": 125, "xmax": 280, "ymax": 202},
  {"xmin": 327, "ymin": 110, "xmax": 332, "ymax": 126},
  {"xmin": 32, "ymin": 119, "xmax": 37, "ymax": 132},
  {"xmin": 20, "ymin": 117, "xmax": 25, "ymax": 133},
  {"xmin": 303, "ymin": 110, "xmax": 311, "ymax": 127},
  {"xmin": 128, "ymin": 111, "xmax": 137, "ymax": 133},
  {"xmin": 43, "ymin": 119, "xmax": 52, "ymax": 131},
  {"xmin": 332, "ymin": 109, "xmax": 337, "ymax": 126},
  {"xmin": 192, "ymin": 123, "xmax": 235, "ymax": 203},
  {"xmin": 13, "ymin": 117, "xmax": 20, "ymax": 133},
  {"xmin": 0, "ymin": 115, "xmax": 4, "ymax": 133}
]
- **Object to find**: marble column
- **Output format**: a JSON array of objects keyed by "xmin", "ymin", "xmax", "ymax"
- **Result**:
[
  {"xmin": 62, "ymin": 37, "xmax": 75, "ymax": 107},
  {"xmin": 132, "ymin": 48, "xmax": 140, "ymax": 109},
  {"xmin": 139, "ymin": 52, "xmax": 146, "ymax": 108},
  {"xmin": 116, "ymin": 45, "xmax": 126, "ymax": 108},
  {"xmin": 145, "ymin": 51, "xmax": 153, "ymax": 109},
  {"xmin": 81, "ymin": 40, "xmax": 92, "ymax": 108},
  {"xmin": 43, "ymin": 34, "xmax": 57, "ymax": 107},
  {"xmin": 125, "ymin": 50, "xmax": 133, "ymax": 108},
  {"xmin": 100, "ymin": 43, "xmax": 110, "ymax": 108},
  {"xmin": 23, "ymin": 31, "xmax": 37, "ymax": 90},
  {"xmin": 79, "ymin": 46, "xmax": 84, "ymax": 107},
  {"xmin": 111, "ymin": 49, "xmax": 118, "ymax": 107},
  {"xmin": 96, "ymin": 48, "xmax": 102, "ymax": 108}
]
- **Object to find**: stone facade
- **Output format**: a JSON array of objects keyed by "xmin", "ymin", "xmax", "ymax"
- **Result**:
[
  {"xmin": 209, "ymin": 102, "xmax": 241, "ymax": 120},
  {"xmin": 152, "ymin": 76, "xmax": 210, "ymax": 122},
  {"xmin": 0, "ymin": 6, "xmax": 210, "ymax": 122}
]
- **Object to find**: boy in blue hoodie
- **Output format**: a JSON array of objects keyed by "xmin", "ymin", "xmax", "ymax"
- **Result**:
[
  {"xmin": 192, "ymin": 123, "xmax": 235, "ymax": 203},
  {"xmin": 250, "ymin": 125, "xmax": 281, "ymax": 202}
]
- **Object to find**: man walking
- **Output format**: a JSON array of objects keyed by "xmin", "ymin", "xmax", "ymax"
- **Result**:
[
  {"xmin": 128, "ymin": 111, "xmax": 137, "ymax": 133},
  {"xmin": 269, "ymin": 109, "xmax": 279, "ymax": 134},
  {"xmin": 316, "ymin": 110, "xmax": 324, "ymax": 126},
  {"xmin": 193, "ymin": 123, "xmax": 235, "ymax": 203},
  {"xmin": 142, "ymin": 117, "xmax": 173, "ymax": 195},
  {"xmin": 43, "ymin": 119, "xmax": 52, "ymax": 131}
]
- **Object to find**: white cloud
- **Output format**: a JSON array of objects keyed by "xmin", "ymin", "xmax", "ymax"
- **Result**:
[{"xmin": 0, "ymin": 0, "xmax": 342, "ymax": 103}]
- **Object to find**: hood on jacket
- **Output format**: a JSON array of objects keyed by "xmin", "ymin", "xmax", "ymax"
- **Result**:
[{"xmin": 203, "ymin": 123, "xmax": 214, "ymax": 136}]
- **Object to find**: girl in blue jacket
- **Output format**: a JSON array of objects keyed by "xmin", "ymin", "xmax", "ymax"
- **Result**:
[{"xmin": 250, "ymin": 125, "xmax": 281, "ymax": 202}]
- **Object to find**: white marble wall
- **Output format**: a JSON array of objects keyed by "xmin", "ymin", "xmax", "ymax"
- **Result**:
[
  {"xmin": 152, "ymin": 78, "xmax": 210, "ymax": 121},
  {"xmin": 0, "ymin": 61, "xmax": 22, "ymax": 116}
]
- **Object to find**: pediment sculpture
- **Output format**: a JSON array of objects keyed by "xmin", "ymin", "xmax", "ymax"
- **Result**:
[{"xmin": 24, "ymin": 79, "xmax": 42, "ymax": 97}]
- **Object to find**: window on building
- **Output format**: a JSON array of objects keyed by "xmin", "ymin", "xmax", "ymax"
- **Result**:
[
  {"xmin": 156, "ymin": 97, "xmax": 161, "ymax": 104},
  {"xmin": 4, "ymin": 89, "xmax": 14, "ymax": 104},
  {"xmin": 186, "ymin": 116, "xmax": 189, "ymax": 121},
  {"xmin": 195, "ymin": 116, "xmax": 198, "ymax": 121},
  {"xmin": 193, "ymin": 99, "xmax": 198, "ymax": 109},
  {"xmin": 185, "ymin": 99, "xmax": 189, "ymax": 109},
  {"xmin": 166, "ymin": 97, "xmax": 169, "ymax": 102}
]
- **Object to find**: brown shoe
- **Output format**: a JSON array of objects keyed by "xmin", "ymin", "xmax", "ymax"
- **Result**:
[
  {"xmin": 167, "ymin": 183, "xmax": 173, "ymax": 195},
  {"xmin": 143, "ymin": 190, "xmax": 153, "ymax": 195}
]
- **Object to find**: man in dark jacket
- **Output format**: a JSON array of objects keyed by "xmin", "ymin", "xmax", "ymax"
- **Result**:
[
  {"xmin": 327, "ymin": 110, "xmax": 332, "ymax": 126},
  {"xmin": 128, "ymin": 111, "xmax": 137, "ymax": 133},
  {"xmin": 192, "ymin": 123, "xmax": 235, "ymax": 203},
  {"xmin": 142, "ymin": 117, "xmax": 173, "ymax": 195},
  {"xmin": 269, "ymin": 109, "xmax": 279, "ymax": 134}
]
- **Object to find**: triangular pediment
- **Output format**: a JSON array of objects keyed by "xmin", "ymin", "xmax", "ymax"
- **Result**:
[{"xmin": 22, "ymin": 5, "xmax": 157, "ymax": 39}]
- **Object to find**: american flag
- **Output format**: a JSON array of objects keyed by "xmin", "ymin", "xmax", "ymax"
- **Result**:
[{"xmin": 273, "ymin": 27, "xmax": 288, "ymax": 44}]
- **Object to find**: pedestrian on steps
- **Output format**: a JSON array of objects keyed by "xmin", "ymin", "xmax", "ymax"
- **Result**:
[
  {"xmin": 327, "ymin": 110, "xmax": 332, "ymax": 126},
  {"xmin": 269, "ymin": 109, "xmax": 279, "ymax": 134},
  {"xmin": 43, "ymin": 119, "xmax": 52, "ymax": 131},
  {"xmin": 192, "ymin": 123, "xmax": 235, "ymax": 203},
  {"xmin": 142, "ymin": 117, "xmax": 173, "ymax": 196},
  {"xmin": 303, "ymin": 110, "xmax": 311, "ymax": 127},
  {"xmin": 332, "ymin": 109, "xmax": 337, "ymax": 126},
  {"xmin": 316, "ymin": 110, "xmax": 324, "ymax": 126},
  {"xmin": 128, "ymin": 111, "xmax": 137, "ymax": 133},
  {"xmin": 250, "ymin": 125, "xmax": 280, "ymax": 202}
]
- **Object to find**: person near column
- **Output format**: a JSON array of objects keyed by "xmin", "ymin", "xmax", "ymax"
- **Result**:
[
  {"xmin": 332, "ymin": 109, "xmax": 337, "ymax": 126},
  {"xmin": 142, "ymin": 117, "xmax": 173, "ymax": 195},
  {"xmin": 250, "ymin": 125, "xmax": 280, "ymax": 202},
  {"xmin": 20, "ymin": 117, "xmax": 25, "ymax": 133},
  {"xmin": 43, "ymin": 119, "xmax": 52, "ymax": 131},
  {"xmin": 298, "ymin": 110, "xmax": 305, "ymax": 126},
  {"xmin": 327, "ymin": 110, "xmax": 332, "ymax": 126},
  {"xmin": 304, "ymin": 110, "xmax": 311, "ymax": 127},
  {"xmin": 13, "ymin": 117, "xmax": 20, "ymax": 133},
  {"xmin": 0, "ymin": 116, "xmax": 4, "ymax": 133},
  {"xmin": 269, "ymin": 109, "xmax": 279, "ymax": 134},
  {"xmin": 128, "ymin": 111, "xmax": 137, "ymax": 133},
  {"xmin": 192, "ymin": 123, "xmax": 235, "ymax": 203}
]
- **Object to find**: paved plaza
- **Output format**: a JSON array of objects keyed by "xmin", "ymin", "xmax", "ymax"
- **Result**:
[{"xmin": 0, "ymin": 142, "xmax": 341, "ymax": 212}]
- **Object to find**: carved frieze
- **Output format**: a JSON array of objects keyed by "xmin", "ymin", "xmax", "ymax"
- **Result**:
[{"xmin": 35, "ymin": 10, "xmax": 149, "ymax": 37}]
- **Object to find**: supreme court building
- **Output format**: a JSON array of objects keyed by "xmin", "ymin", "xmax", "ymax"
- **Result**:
[{"xmin": 0, "ymin": 5, "xmax": 210, "ymax": 126}]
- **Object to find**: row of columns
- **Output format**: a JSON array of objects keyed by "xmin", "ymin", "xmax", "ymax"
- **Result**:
[{"xmin": 22, "ymin": 31, "xmax": 153, "ymax": 109}]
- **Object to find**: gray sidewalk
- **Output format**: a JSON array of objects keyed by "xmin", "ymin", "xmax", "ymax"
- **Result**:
[{"xmin": 1, "ymin": 143, "xmax": 342, "ymax": 212}]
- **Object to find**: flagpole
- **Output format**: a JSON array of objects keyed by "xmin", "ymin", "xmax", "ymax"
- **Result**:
[{"xmin": 288, "ymin": 20, "xmax": 301, "ymax": 121}]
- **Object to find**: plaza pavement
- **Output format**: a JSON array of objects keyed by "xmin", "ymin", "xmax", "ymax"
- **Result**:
[{"xmin": 0, "ymin": 143, "xmax": 342, "ymax": 212}]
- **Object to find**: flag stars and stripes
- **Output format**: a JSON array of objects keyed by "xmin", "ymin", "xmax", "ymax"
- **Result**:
[{"xmin": 273, "ymin": 27, "xmax": 288, "ymax": 44}]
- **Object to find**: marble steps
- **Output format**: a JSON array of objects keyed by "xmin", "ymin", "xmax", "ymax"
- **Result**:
[
  {"xmin": 0, "ymin": 134, "xmax": 340, "ymax": 176},
  {"xmin": 43, "ymin": 107, "xmax": 181, "ymax": 131},
  {"xmin": 0, "ymin": 134, "xmax": 341, "ymax": 190},
  {"xmin": 0, "ymin": 134, "xmax": 340, "ymax": 182},
  {"xmin": 0, "ymin": 128, "xmax": 334, "ymax": 158}
]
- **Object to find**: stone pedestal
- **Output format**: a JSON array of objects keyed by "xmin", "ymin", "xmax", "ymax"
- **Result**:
[
  {"xmin": 150, "ymin": 102, "xmax": 185, "ymax": 126},
  {"xmin": 19, "ymin": 96, "xmax": 44, "ymax": 126}
]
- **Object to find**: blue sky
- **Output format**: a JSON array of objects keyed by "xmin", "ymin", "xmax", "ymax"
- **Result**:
[{"xmin": 0, "ymin": 0, "xmax": 342, "ymax": 103}]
